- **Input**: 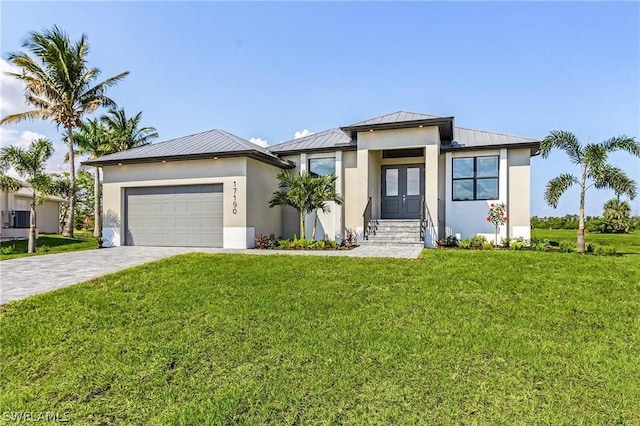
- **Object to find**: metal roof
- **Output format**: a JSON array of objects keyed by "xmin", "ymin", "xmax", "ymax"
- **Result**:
[
  {"xmin": 84, "ymin": 129, "xmax": 293, "ymax": 168},
  {"xmin": 269, "ymin": 128, "xmax": 354, "ymax": 154},
  {"xmin": 444, "ymin": 127, "xmax": 540, "ymax": 150},
  {"xmin": 345, "ymin": 111, "xmax": 444, "ymax": 127}
]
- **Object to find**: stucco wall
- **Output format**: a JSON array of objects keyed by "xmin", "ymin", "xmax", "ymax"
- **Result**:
[
  {"xmin": 246, "ymin": 158, "xmax": 283, "ymax": 239},
  {"xmin": 0, "ymin": 190, "xmax": 60, "ymax": 235},
  {"xmin": 444, "ymin": 148, "xmax": 531, "ymax": 242},
  {"xmin": 508, "ymin": 148, "xmax": 532, "ymax": 239},
  {"xmin": 101, "ymin": 158, "xmax": 254, "ymax": 248}
]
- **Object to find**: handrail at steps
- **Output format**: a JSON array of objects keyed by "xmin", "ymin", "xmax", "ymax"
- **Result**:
[
  {"xmin": 362, "ymin": 197, "xmax": 372, "ymax": 241},
  {"xmin": 419, "ymin": 195, "xmax": 426, "ymax": 241}
]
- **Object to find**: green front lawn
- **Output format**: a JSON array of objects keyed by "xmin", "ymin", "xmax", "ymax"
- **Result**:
[
  {"xmin": 1, "ymin": 251, "xmax": 638, "ymax": 424},
  {"xmin": 0, "ymin": 231, "xmax": 97, "ymax": 260},
  {"xmin": 532, "ymin": 229, "xmax": 640, "ymax": 254}
]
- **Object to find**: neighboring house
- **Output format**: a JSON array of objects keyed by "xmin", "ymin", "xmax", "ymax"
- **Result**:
[
  {"xmin": 0, "ymin": 183, "xmax": 66, "ymax": 240},
  {"xmin": 85, "ymin": 111, "xmax": 540, "ymax": 248}
]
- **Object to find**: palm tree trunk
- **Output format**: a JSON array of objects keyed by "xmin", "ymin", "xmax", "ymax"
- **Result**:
[
  {"xmin": 300, "ymin": 213, "xmax": 305, "ymax": 239},
  {"xmin": 312, "ymin": 210, "xmax": 319, "ymax": 241},
  {"xmin": 93, "ymin": 167, "xmax": 101, "ymax": 238},
  {"xmin": 28, "ymin": 194, "xmax": 37, "ymax": 253},
  {"xmin": 64, "ymin": 126, "xmax": 75, "ymax": 238},
  {"xmin": 577, "ymin": 186, "xmax": 586, "ymax": 253}
]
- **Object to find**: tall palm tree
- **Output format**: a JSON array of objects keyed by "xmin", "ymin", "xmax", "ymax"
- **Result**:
[
  {"xmin": 540, "ymin": 130, "xmax": 640, "ymax": 252},
  {"xmin": 0, "ymin": 139, "xmax": 54, "ymax": 253},
  {"xmin": 0, "ymin": 25, "xmax": 129, "ymax": 238},
  {"xmin": 309, "ymin": 173, "xmax": 343, "ymax": 240},
  {"xmin": 73, "ymin": 119, "xmax": 111, "ymax": 238},
  {"xmin": 101, "ymin": 108, "xmax": 158, "ymax": 151}
]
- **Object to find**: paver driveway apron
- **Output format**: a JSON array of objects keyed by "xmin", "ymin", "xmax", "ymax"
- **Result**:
[
  {"xmin": 0, "ymin": 247, "xmax": 199, "ymax": 304},
  {"xmin": 0, "ymin": 245, "xmax": 421, "ymax": 304}
]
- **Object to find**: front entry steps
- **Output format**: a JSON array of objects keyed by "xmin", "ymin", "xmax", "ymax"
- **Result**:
[{"xmin": 361, "ymin": 219, "xmax": 424, "ymax": 247}]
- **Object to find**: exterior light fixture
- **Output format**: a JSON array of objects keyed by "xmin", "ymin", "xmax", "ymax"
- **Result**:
[
  {"xmin": 369, "ymin": 129, "xmax": 373, "ymax": 132},
  {"xmin": 117, "ymin": 163, "xmax": 122, "ymax": 166},
  {"xmin": 214, "ymin": 157, "xmax": 218, "ymax": 160},
  {"xmin": 162, "ymin": 160, "xmax": 167, "ymax": 163}
]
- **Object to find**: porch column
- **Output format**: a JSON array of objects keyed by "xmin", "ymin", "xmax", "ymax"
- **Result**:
[
  {"xmin": 355, "ymin": 148, "xmax": 369, "ymax": 243},
  {"xmin": 499, "ymin": 148, "xmax": 508, "ymax": 240},
  {"xmin": 300, "ymin": 153, "xmax": 307, "ymax": 173},
  {"xmin": 334, "ymin": 150, "xmax": 343, "ymax": 241},
  {"xmin": 424, "ymin": 144, "xmax": 439, "ymax": 247}
]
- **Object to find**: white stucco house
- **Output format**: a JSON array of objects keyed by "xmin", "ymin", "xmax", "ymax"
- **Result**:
[
  {"xmin": 84, "ymin": 111, "xmax": 540, "ymax": 248},
  {"xmin": 0, "ymin": 183, "xmax": 65, "ymax": 240}
]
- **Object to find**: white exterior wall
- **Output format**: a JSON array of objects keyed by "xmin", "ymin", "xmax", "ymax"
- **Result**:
[
  {"xmin": 444, "ymin": 148, "xmax": 531, "ymax": 243},
  {"xmin": 0, "ymin": 188, "xmax": 62, "ymax": 238},
  {"xmin": 101, "ymin": 158, "xmax": 280, "ymax": 249}
]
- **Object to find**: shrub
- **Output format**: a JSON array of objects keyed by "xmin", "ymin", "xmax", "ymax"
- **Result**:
[
  {"xmin": 603, "ymin": 246, "xmax": 618, "ymax": 256},
  {"xmin": 459, "ymin": 239, "xmax": 472, "ymax": 250},
  {"xmin": 437, "ymin": 235, "xmax": 459, "ymax": 248},
  {"xmin": 1, "ymin": 245, "xmax": 15, "ymax": 255},
  {"xmin": 501, "ymin": 237, "xmax": 511, "ymax": 248},
  {"xmin": 482, "ymin": 242, "xmax": 494, "ymax": 250},
  {"xmin": 470, "ymin": 235, "xmax": 487, "ymax": 249},
  {"xmin": 533, "ymin": 240, "xmax": 550, "ymax": 252},
  {"xmin": 255, "ymin": 234, "xmax": 275, "ymax": 249},
  {"xmin": 559, "ymin": 241, "xmax": 576, "ymax": 253},
  {"xmin": 585, "ymin": 242, "xmax": 596, "ymax": 253},
  {"xmin": 277, "ymin": 239, "xmax": 292, "ymax": 249},
  {"xmin": 36, "ymin": 245, "xmax": 50, "ymax": 253},
  {"xmin": 510, "ymin": 241, "xmax": 525, "ymax": 251},
  {"xmin": 342, "ymin": 229, "xmax": 357, "ymax": 248}
]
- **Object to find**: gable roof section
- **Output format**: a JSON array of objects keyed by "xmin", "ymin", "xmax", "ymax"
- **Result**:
[
  {"xmin": 83, "ymin": 129, "xmax": 294, "ymax": 168},
  {"xmin": 269, "ymin": 128, "xmax": 355, "ymax": 154},
  {"xmin": 443, "ymin": 127, "xmax": 540, "ymax": 151}
]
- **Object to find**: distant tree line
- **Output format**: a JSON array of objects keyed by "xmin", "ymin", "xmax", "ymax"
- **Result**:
[{"xmin": 532, "ymin": 198, "xmax": 638, "ymax": 233}]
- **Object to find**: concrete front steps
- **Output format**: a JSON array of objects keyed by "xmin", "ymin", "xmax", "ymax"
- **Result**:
[{"xmin": 360, "ymin": 219, "xmax": 425, "ymax": 247}]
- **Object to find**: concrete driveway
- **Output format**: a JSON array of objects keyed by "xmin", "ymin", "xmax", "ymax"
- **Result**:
[{"xmin": 0, "ymin": 245, "xmax": 422, "ymax": 304}]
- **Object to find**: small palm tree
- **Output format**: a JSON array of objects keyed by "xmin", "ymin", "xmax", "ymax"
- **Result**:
[
  {"xmin": 0, "ymin": 139, "xmax": 54, "ymax": 253},
  {"xmin": 603, "ymin": 198, "xmax": 633, "ymax": 233},
  {"xmin": 269, "ymin": 171, "xmax": 317, "ymax": 238},
  {"xmin": 309, "ymin": 174, "xmax": 343, "ymax": 240},
  {"xmin": 0, "ymin": 26, "xmax": 129, "ymax": 238},
  {"xmin": 540, "ymin": 130, "xmax": 640, "ymax": 252},
  {"xmin": 101, "ymin": 108, "xmax": 158, "ymax": 151}
]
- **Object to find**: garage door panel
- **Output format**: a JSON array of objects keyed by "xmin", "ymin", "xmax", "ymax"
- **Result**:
[{"xmin": 125, "ymin": 184, "xmax": 223, "ymax": 247}]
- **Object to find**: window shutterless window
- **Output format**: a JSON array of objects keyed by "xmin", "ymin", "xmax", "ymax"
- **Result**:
[
  {"xmin": 452, "ymin": 156, "xmax": 498, "ymax": 200},
  {"xmin": 308, "ymin": 157, "xmax": 335, "ymax": 177}
]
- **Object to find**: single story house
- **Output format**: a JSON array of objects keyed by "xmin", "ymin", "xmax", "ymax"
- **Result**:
[
  {"xmin": 84, "ymin": 111, "xmax": 540, "ymax": 248},
  {"xmin": 0, "ymin": 182, "xmax": 66, "ymax": 240}
]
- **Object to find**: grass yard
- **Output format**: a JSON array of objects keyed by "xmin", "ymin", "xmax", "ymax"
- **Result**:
[
  {"xmin": 1, "ymin": 250, "xmax": 639, "ymax": 424},
  {"xmin": 532, "ymin": 229, "xmax": 640, "ymax": 254},
  {"xmin": 0, "ymin": 231, "xmax": 97, "ymax": 260}
]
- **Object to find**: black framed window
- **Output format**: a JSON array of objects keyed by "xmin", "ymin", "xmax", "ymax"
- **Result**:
[
  {"xmin": 309, "ymin": 157, "xmax": 335, "ymax": 177},
  {"xmin": 452, "ymin": 156, "xmax": 498, "ymax": 200}
]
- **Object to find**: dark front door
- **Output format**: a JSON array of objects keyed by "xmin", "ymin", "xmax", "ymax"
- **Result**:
[{"xmin": 381, "ymin": 165, "xmax": 424, "ymax": 219}]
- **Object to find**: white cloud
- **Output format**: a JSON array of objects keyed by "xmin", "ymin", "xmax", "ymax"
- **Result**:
[
  {"xmin": 0, "ymin": 59, "xmax": 29, "ymax": 117},
  {"xmin": 294, "ymin": 129, "xmax": 313, "ymax": 139},
  {"xmin": 0, "ymin": 128, "xmax": 71, "ymax": 176},
  {"xmin": 249, "ymin": 137, "xmax": 268, "ymax": 148}
]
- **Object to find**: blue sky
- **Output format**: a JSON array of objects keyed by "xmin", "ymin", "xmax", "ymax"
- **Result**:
[{"xmin": 1, "ymin": 1, "xmax": 638, "ymax": 216}]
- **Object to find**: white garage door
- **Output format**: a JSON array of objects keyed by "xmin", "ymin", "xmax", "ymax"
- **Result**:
[{"xmin": 125, "ymin": 184, "xmax": 223, "ymax": 247}]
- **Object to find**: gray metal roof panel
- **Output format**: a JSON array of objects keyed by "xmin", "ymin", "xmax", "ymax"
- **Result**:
[
  {"xmin": 86, "ymin": 129, "xmax": 280, "ymax": 163},
  {"xmin": 269, "ymin": 128, "xmax": 354, "ymax": 153},
  {"xmin": 345, "ymin": 111, "xmax": 444, "ymax": 127},
  {"xmin": 451, "ymin": 127, "xmax": 539, "ymax": 148}
]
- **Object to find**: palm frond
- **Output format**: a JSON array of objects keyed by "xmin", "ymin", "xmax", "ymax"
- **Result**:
[
  {"xmin": 539, "ymin": 130, "xmax": 583, "ymax": 163},
  {"xmin": 601, "ymin": 135, "xmax": 640, "ymax": 157},
  {"xmin": 544, "ymin": 173, "xmax": 577, "ymax": 208},
  {"xmin": 592, "ymin": 164, "xmax": 638, "ymax": 199}
]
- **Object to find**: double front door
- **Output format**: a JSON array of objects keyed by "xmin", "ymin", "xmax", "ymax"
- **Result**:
[{"xmin": 381, "ymin": 165, "xmax": 424, "ymax": 219}]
